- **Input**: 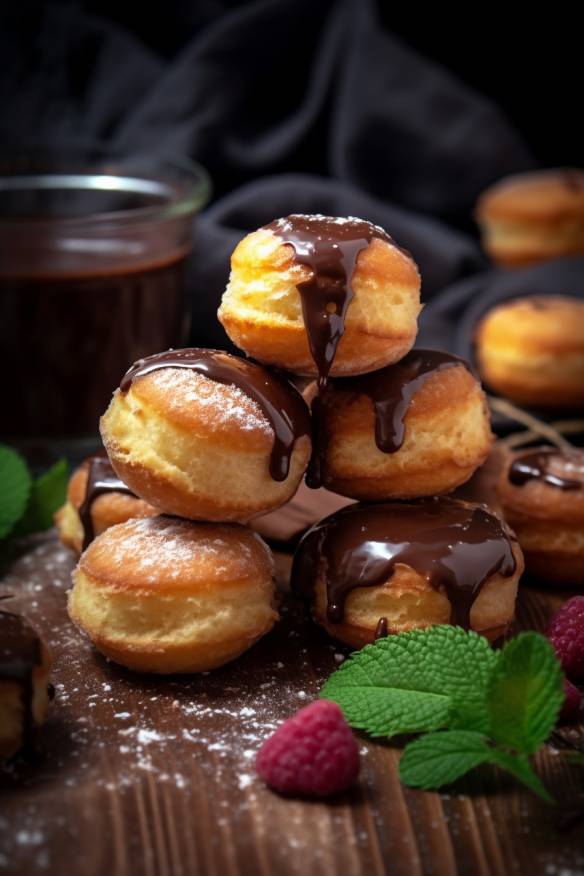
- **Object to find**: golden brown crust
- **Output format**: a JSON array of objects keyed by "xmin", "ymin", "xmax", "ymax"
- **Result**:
[
  {"xmin": 100, "ymin": 368, "xmax": 311, "ymax": 521},
  {"xmin": 316, "ymin": 365, "xmax": 493, "ymax": 499},
  {"xmin": 475, "ymin": 296, "xmax": 584, "ymax": 408},
  {"xmin": 310, "ymin": 539, "xmax": 523, "ymax": 648},
  {"xmin": 497, "ymin": 447, "xmax": 584, "ymax": 586},
  {"xmin": 475, "ymin": 170, "xmax": 584, "ymax": 266},
  {"xmin": 218, "ymin": 228, "xmax": 421, "ymax": 376},
  {"xmin": 68, "ymin": 517, "xmax": 278, "ymax": 674},
  {"xmin": 54, "ymin": 462, "xmax": 158, "ymax": 555}
]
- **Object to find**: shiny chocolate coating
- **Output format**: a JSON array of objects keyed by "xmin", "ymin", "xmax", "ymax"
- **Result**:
[
  {"xmin": 78, "ymin": 455, "xmax": 136, "ymax": 551},
  {"xmin": 291, "ymin": 498, "xmax": 517, "ymax": 630},
  {"xmin": 119, "ymin": 348, "xmax": 311, "ymax": 483},
  {"xmin": 509, "ymin": 447, "xmax": 583, "ymax": 491}
]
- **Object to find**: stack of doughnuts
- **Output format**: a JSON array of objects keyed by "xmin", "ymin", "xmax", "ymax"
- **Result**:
[{"xmin": 64, "ymin": 213, "xmax": 524, "ymax": 671}]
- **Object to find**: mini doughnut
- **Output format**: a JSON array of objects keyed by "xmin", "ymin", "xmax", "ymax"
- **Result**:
[
  {"xmin": 68, "ymin": 517, "xmax": 278, "ymax": 674},
  {"xmin": 475, "ymin": 296, "xmax": 584, "ymax": 408},
  {"xmin": 100, "ymin": 349, "xmax": 312, "ymax": 522},
  {"xmin": 0, "ymin": 610, "xmax": 51, "ymax": 759},
  {"xmin": 307, "ymin": 349, "xmax": 492, "ymax": 497},
  {"xmin": 497, "ymin": 445, "xmax": 584, "ymax": 586},
  {"xmin": 55, "ymin": 455, "xmax": 157, "ymax": 554},
  {"xmin": 218, "ymin": 214, "xmax": 421, "ymax": 380},
  {"xmin": 475, "ymin": 168, "xmax": 584, "ymax": 266},
  {"xmin": 292, "ymin": 497, "xmax": 523, "ymax": 648}
]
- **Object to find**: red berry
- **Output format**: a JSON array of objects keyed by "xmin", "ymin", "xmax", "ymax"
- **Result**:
[
  {"xmin": 256, "ymin": 700, "xmax": 360, "ymax": 797},
  {"xmin": 560, "ymin": 678, "xmax": 582, "ymax": 722},
  {"xmin": 546, "ymin": 596, "xmax": 584, "ymax": 682}
]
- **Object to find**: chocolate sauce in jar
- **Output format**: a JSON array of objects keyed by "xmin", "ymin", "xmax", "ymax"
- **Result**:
[
  {"xmin": 265, "ymin": 215, "xmax": 395, "ymax": 385},
  {"xmin": 1, "ymin": 247, "xmax": 189, "ymax": 438},
  {"xmin": 120, "ymin": 348, "xmax": 311, "ymax": 482},
  {"xmin": 291, "ymin": 498, "xmax": 517, "ymax": 630},
  {"xmin": 509, "ymin": 447, "xmax": 583, "ymax": 491},
  {"xmin": 0, "ymin": 610, "xmax": 44, "ymax": 753},
  {"xmin": 78, "ymin": 455, "xmax": 137, "ymax": 551}
]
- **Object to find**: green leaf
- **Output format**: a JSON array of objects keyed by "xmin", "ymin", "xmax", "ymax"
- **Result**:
[
  {"xmin": 0, "ymin": 445, "xmax": 31, "ymax": 538},
  {"xmin": 399, "ymin": 731, "xmax": 491, "ymax": 789},
  {"xmin": 14, "ymin": 459, "xmax": 69, "ymax": 536},
  {"xmin": 487, "ymin": 633, "xmax": 564, "ymax": 754},
  {"xmin": 488, "ymin": 749, "xmax": 553, "ymax": 803},
  {"xmin": 321, "ymin": 626, "xmax": 496, "ymax": 737}
]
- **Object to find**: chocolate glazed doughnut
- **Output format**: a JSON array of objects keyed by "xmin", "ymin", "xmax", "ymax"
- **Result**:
[
  {"xmin": 498, "ymin": 446, "xmax": 584, "ymax": 586},
  {"xmin": 100, "ymin": 348, "xmax": 312, "ymax": 522},
  {"xmin": 218, "ymin": 214, "xmax": 421, "ymax": 379},
  {"xmin": 291, "ymin": 498, "xmax": 523, "ymax": 648},
  {"xmin": 307, "ymin": 349, "xmax": 492, "ymax": 496}
]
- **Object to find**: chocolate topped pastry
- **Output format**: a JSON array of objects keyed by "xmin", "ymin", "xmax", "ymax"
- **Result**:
[
  {"xmin": 55, "ymin": 454, "xmax": 157, "ymax": 555},
  {"xmin": 120, "ymin": 348, "xmax": 310, "ymax": 481},
  {"xmin": 101, "ymin": 348, "xmax": 312, "ymax": 522},
  {"xmin": 0, "ymin": 611, "xmax": 51, "ymax": 758},
  {"xmin": 292, "ymin": 497, "xmax": 522, "ymax": 648},
  {"xmin": 498, "ymin": 446, "xmax": 584, "ymax": 586},
  {"xmin": 305, "ymin": 349, "xmax": 492, "ymax": 498},
  {"xmin": 509, "ymin": 447, "xmax": 582, "ymax": 491},
  {"xmin": 218, "ymin": 213, "xmax": 421, "ymax": 379},
  {"xmin": 264, "ymin": 215, "xmax": 394, "ymax": 383}
]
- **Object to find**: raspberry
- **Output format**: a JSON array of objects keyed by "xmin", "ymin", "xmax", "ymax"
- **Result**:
[
  {"xmin": 560, "ymin": 678, "xmax": 582, "ymax": 722},
  {"xmin": 256, "ymin": 700, "xmax": 360, "ymax": 797},
  {"xmin": 546, "ymin": 596, "xmax": 584, "ymax": 682}
]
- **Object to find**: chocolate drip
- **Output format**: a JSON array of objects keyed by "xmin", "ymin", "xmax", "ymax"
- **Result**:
[
  {"xmin": 0, "ymin": 610, "xmax": 43, "ymax": 753},
  {"xmin": 266, "ymin": 215, "xmax": 394, "ymax": 384},
  {"xmin": 307, "ymin": 349, "xmax": 470, "ymax": 489},
  {"xmin": 509, "ymin": 447, "xmax": 582, "ymax": 491},
  {"xmin": 119, "ymin": 348, "xmax": 310, "ymax": 483},
  {"xmin": 374, "ymin": 617, "xmax": 389, "ymax": 640},
  {"xmin": 291, "ymin": 498, "xmax": 517, "ymax": 630},
  {"xmin": 78, "ymin": 455, "xmax": 136, "ymax": 550}
]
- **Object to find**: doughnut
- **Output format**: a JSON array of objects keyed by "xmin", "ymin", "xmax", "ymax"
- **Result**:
[
  {"xmin": 218, "ymin": 214, "xmax": 421, "ymax": 381},
  {"xmin": 68, "ymin": 517, "xmax": 278, "ymax": 674},
  {"xmin": 292, "ymin": 497, "xmax": 523, "ymax": 648},
  {"xmin": 100, "ymin": 348, "xmax": 312, "ymax": 522},
  {"xmin": 55, "ymin": 455, "xmax": 158, "ymax": 554},
  {"xmin": 0, "ymin": 610, "xmax": 51, "ymax": 759},
  {"xmin": 475, "ymin": 296, "xmax": 584, "ymax": 408},
  {"xmin": 475, "ymin": 168, "xmax": 584, "ymax": 266},
  {"xmin": 306, "ymin": 349, "xmax": 492, "ymax": 496},
  {"xmin": 497, "ymin": 445, "xmax": 584, "ymax": 586}
]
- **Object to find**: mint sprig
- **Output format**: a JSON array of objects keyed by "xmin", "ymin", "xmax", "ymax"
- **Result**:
[
  {"xmin": 0, "ymin": 445, "xmax": 68, "ymax": 539},
  {"xmin": 321, "ymin": 627, "xmax": 563, "ymax": 801}
]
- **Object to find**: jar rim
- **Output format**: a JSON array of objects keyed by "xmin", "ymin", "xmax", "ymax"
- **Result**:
[{"xmin": 0, "ymin": 143, "xmax": 211, "ymax": 227}]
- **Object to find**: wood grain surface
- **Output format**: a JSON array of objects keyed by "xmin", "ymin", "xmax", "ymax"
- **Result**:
[{"xmin": 1, "ymin": 532, "xmax": 583, "ymax": 876}]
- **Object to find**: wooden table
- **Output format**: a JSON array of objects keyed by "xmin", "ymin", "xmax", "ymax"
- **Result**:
[{"xmin": 1, "ymin": 529, "xmax": 583, "ymax": 876}]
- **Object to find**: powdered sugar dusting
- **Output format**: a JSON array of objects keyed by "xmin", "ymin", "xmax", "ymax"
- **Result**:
[{"xmin": 145, "ymin": 367, "xmax": 271, "ymax": 435}]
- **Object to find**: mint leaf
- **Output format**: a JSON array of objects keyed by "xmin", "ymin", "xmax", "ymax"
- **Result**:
[
  {"xmin": 488, "ymin": 749, "xmax": 553, "ymax": 803},
  {"xmin": 399, "ymin": 732, "xmax": 553, "ymax": 802},
  {"xmin": 399, "ymin": 731, "xmax": 491, "ymax": 789},
  {"xmin": 321, "ymin": 627, "xmax": 496, "ymax": 737},
  {"xmin": 0, "ymin": 445, "xmax": 31, "ymax": 538},
  {"xmin": 15, "ymin": 459, "xmax": 69, "ymax": 536},
  {"xmin": 487, "ymin": 633, "xmax": 564, "ymax": 754}
]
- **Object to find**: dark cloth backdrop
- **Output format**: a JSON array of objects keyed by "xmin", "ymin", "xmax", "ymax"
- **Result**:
[{"xmin": 1, "ymin": 0, "xmax": 582, "ymax": 354}]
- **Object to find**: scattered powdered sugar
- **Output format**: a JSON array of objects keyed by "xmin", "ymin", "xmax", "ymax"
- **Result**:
[{"xmin": 146, "ymin": 367, "xmax": 271, "ymax": 435}]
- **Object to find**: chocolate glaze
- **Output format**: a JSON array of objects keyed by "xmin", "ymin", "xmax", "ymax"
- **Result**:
[
  {"xmin": 266, "ymin": 215, "xmax": 394, "ymax": 384},
  {"xmin": 0, "ymin": 610, "xmax": 43, "ymax": 752},
  {"xmin": 119, "ymin": 348, "xmax": 311, "ymax": 482},
  {"xmin": 374, "ymin": 617, "xmax": 389, "ymax": 640},
  {"xmin": 291, "ymin": 498, "xmax": 517, "ymax": 630},
  {"xmin": 509, "ymin": 447, "xmax": 582, "ymax": 491},
  {"xmin": 78, "ymin": 455, "xmax": 137, "ymax": 551}
]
